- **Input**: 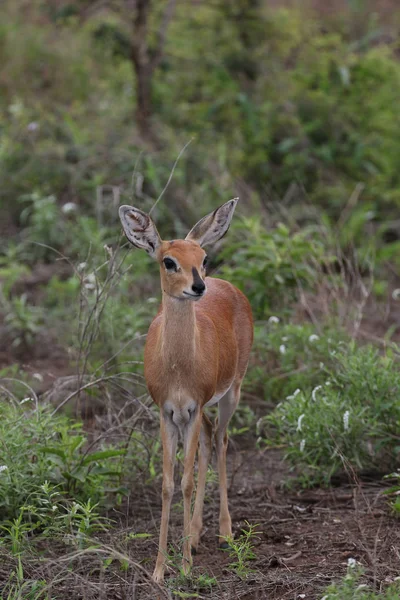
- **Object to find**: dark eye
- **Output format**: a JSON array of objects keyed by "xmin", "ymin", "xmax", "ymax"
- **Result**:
[
  {"xmin": 163, "ymin": 257, "xmax": 177, "ymax": 271},
  {"xmin": 203, "ymin": 256, "xmax": 208, "ymax": 269}
]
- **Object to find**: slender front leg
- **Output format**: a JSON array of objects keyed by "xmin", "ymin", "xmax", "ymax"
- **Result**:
[
  {"xmin": 153, "ymin": 414, "xmax": 178, "ymax": 583},
  {"xmin": 190, "ymin": 413, "xmax": 213, "ymax": 553},
  {"xmin": 215, "ymin": 383, "xmax": 241, "ymax": 545},
  {"xmin": 181, "ymin": 411, "xmax": 202, "ymax": 574}
]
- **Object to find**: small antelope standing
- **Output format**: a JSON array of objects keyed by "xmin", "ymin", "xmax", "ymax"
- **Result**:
[{"xmin": 119, "ymin": 199, "xmax": 253, "ymax": 583}]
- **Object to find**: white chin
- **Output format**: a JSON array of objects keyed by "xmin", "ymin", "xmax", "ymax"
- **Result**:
[{"xmin": 183, "ymin": 292, "xmax": 203, "ymax": 301}]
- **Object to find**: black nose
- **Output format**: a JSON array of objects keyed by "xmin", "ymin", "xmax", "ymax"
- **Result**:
[
  {"xmin": 191, "ymin": 267, "xmax": 205, "ymax": 295},
  {"xmin": 192, "ymin": 281, "xmax": 205, "ymax": 295}
]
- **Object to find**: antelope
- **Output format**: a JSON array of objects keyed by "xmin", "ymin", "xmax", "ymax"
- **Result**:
[{"xmin": 119, "ymin": 199, "xmax": 253, "ymax": 583}]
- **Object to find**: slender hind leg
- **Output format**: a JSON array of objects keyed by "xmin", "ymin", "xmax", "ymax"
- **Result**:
[
  {"xmin": 190, "ymin": 413, "xmax": 213, "ymax": 553},
  {"xmin": 215, "ymin": 381, "xmax": 241, "ymax": 546}
]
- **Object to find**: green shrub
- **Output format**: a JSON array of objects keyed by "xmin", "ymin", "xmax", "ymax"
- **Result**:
[
  {"xmin": 261, "ymin": 343, "xmax": 400, "ymax": 485},
  {"xmin": 246, "ymin": 320, "xmax": 346, "ymax": 403},
  {"xmin": 1, "ymin": 293, "xmax": 43, "ymax": 351},
  {"xmin": 18, "ymin": 194, "xmax": 114, "ymax": 263},
  {"xmin": 0, "ymin": 398, "xmax": 125, "ymax": 520},
  {"xmin": 321, "ymin": 564, "xmax": 400, "ymax": 599},
  {"xmin": 383, "ymin": 470, "xmax": 400, "ymax": 517},
  {"xmin": 219, "ymin": 218, "xmax": 331, "ymax": 319}
]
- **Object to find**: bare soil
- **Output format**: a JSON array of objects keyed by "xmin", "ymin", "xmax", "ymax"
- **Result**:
[
  {"xmin": 1, "ymin": 269, "xmax": 399, "ymax": 598},
  {"xmin": 1, "ymin": 425, "xmax": 397, "ymax": 599},
  {"xmin": 118, "ymin": 446, "xmax": 398, "ymax": 599}
]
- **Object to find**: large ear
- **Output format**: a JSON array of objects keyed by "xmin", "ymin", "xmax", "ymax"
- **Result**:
[
  {"xmin": 118, "ymin": 205, "xmax": 161, "ymax": 257},
  {"xmin": 185, "ymin": 198, "xmax": 238, "ymax": 247}
]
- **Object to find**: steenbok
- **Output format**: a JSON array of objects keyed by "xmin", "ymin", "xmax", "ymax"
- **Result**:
[{"xmin": 119, "ymin": 199, "xmax": 253, "ymax": 582}]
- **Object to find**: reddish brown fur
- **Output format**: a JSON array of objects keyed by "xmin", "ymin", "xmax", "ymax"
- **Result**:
[
  {"xmin": 144, "ymin": 241, "xmax": 253, "ymax": 411},
  {"xmin": 119, "ymin": 201, "xmax": 253, "ymax": 583},
  {"xmin": 145, "ymin": 276, "xmax": 253, "ymax": 408}
]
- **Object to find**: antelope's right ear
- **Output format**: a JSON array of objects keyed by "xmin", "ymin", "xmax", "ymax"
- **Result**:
[{"xmin": 118, "ymin": 205, "xmax": 161, "ymax": 257}]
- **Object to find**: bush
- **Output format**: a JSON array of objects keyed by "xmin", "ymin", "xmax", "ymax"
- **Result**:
[
  {"xmin": 260, "ymin": 343, "xmax": 400, "ymax": 485},
  {"xmin": 0, "ymin": 397, "xmax": 125, "ymax": 520},
  {"xmin": 219, "ymin": 217, "xmax": 331, "ymax": 319},
  {"xmin": 321, "ymin": 564, "xmax": 400, "ymax": 599},
  {"xmin": 246, "ymin": 320, "xmax": 346, "ymax": 403}
]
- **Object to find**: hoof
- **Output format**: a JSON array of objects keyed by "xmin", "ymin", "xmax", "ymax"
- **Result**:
[
  {"xmin": 191, "ymin": 546, "xmax": 197, "ymax": 556},
  {"xmin": 152, "ymin": 569, "xmax": 164, "ymax": 584},
  {"xmin": 219, "ymin": 541, "xmax": 230, "ymax": 550}
]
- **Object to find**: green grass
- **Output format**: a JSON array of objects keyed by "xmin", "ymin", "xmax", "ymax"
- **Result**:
[{"xmin": 321, "ymin": 566, "xmax": 400, "ymax": 599}]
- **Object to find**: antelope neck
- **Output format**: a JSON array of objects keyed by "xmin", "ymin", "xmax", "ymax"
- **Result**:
[{"xmin": 161, "ymin": 292, "xmax": 197, "ymax": 361}]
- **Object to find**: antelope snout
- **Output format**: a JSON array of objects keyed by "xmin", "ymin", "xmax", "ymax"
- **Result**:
[
  {"xmin": 190, "ymin": 267, "xmax": 206, "ymax": 297},
  {"xmin": 191, "ymin": 280, "xmax": 206, "ymax": 296}
]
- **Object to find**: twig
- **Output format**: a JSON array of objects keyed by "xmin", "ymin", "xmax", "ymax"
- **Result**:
[{"xmin": 149, "ymin": 138, "xmax": 194, "ymax": 215}]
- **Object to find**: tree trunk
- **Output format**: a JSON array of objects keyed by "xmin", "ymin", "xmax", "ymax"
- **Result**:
[
  {"xmin": 132, "ymin": 59, "xmax": 154, "ymax": 141},
  {"xmin": 130, "ymin": 0, "xmax": 176, "ymax": 144},
  {"xmin": 130, "ymin": 0, "xmax": 154, "ymax": 141}
]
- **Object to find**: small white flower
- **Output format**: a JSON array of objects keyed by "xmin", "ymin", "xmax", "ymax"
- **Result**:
[
  {"xmin": 297, "ymin": 414, "xmax": 305, "ymax": 432},
  {"xmin": 287, "ymin": 388, "xmax": 301, "ymax": 400},
  {"xmin": 392, "ymin": 289, "xmax": 400, "ymax": 300},
  {"xmin": 268, "ymin": 316, "xmax": 280, "ymax": 324},
  {"xmin": 299, "ymin": 595, "xmax": 306, "ymax": 599},
  {"xmin": 84, "ymin": 273, "xmax": 96, "ymax": 290},
  {"xmin": 309, "ymin": 334, "xmax": 319, "ymax": 343},
  {"xmin": 61, "ymin": 202, "xmax": 78, "ymax": 215},
  {"xmin": 279, "ymin": 344, "xmax": 286, "ymax": 355},
  {"xmin": 319, "ymin": 362, "xmax": 324, "ymax": 369},
  {"xmin": 33, "ymin": 373, "xmax": 43, "ymax": 382},
  {"xmin": 325, "ymin": 380, "xmax": 331, "ymax": 386},
  {"xmin": 347, "ymin": 557, "xmax": 357, "ymax": 568},
  {"xmin": 147, "ymin": 297, "xmax": 158, "ymax": 303},
  {"xmin": 0, "ymin": 465, "xmax": 8, "ymax": 473},
  {"xmin": 343, "ymin": 410, "xmax": 350, "ymax": 431},
  {"xmin": 20, "ymin": 397, "xmax": 32, "ymax": 404},
  {"xmin": 300, "ymin": 439, "xmax": 306, "ymax": 452},
  {"xmin": 27, "ymin": 121, "xmax": 39, "ymax": 131},
  {"xmin": 312, "ymin": 385, "xmax": 322, "ymax": 401},
  {"xmin": 77, "ymin": 262, "xmax": 87, "ymax": 272},
  {"xmin": 282, "ymin": 336, "xmax": 288, "ymax": 342}
]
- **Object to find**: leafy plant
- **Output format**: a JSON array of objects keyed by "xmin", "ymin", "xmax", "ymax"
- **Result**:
[
  {"xmin": 0, "ymin": 398, "xmax": 126, "ymax": 520},
  {"xmin": 0, "ymin": 510, "xmax": 38, "ymax": 556},
  {"xmin": 219, "ymin": 218, "xmax": 332, "ymax": 318},
  {"xmin": 1, "ymin": 557, "xmax": 48, "ymax": 600},
  {"xmin": 39, "ymin": 432, "xmax": 126, "ymax": 499},
  {"xmin": 246, "ymin": 319, "xmax": 347, "ymax": 402},
  {"xmin": 262, "ymin": 344, "xmax": 400, "ymax": 485},
  {"xmin": 2, "ymin": 293, "xmax": 43, "ymax": 350},
  {"xmin": 383, "ymin": 470, "xmax": 400, "ymax": 517},
  {"xmin": 321, "ymin": 564, "xmax": 400, "ymax": 599},
  {"xmin": 222, "ymin": 521, "xmax": 261, "ymax": 579}
]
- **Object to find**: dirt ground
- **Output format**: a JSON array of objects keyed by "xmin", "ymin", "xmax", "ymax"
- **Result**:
[
  {"xmin": 115, "ymin": 446, "xmax": 397, "ymax": 600},
  {"xmin": 1, "ymin": 269, "xmax": 400, "ymax": 599},
  {"xmin": 2, "ymin": 422, "xmax": 396, "ymax": 599}
]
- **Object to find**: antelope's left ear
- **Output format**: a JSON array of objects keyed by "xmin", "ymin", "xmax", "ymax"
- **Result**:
[
  {"xmin": 185, "ymin": 198, "xmax": 238, "ymax": 247},
  {"xmin": 119, "ymin": 205, "xmax": 161, "ymax": 257}
]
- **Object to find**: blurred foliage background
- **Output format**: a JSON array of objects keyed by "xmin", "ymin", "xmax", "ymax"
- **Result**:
[
  {"xmin": 2, "ymin": 0, "xmax": 400, "ymax": 595},
  {"xmin": 1, "ymin": 0, "xmax": 400, "ymax": 475},
  {"xmin": 2, "ymin": 0, "xmax": 400, "ymax": 586}
]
